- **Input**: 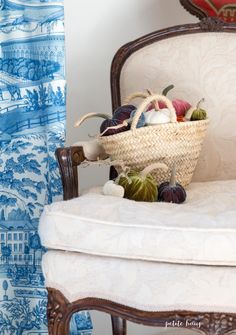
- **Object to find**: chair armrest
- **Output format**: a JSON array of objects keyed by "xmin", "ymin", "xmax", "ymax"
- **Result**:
[{"xmin": 55, "ymin": 146, "xmax": 86, "ymax": 201}]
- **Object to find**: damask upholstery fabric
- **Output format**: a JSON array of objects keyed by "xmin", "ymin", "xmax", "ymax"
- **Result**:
[
  {"xmin": 42, "ymin": 250, "xmax": 236, "ymax": 313},
  {"xmin": 39, "ymin": 180, "xmax": 236, "ymax": 266},
  {"xmin": 119, "ymin": 33, "xmax": 236, "ymax": 183}
]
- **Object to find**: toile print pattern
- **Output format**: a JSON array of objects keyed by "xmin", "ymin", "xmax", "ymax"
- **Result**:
[{"xmin": 0, "ymin": 1, "xmax": 92, "ymax": 334}]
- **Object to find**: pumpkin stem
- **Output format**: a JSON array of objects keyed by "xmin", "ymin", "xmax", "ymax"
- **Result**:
[
  {"xmin": 170, "ymin": 164, "xmax": 177, "ymax": 187},
  {"xmin": 162, "ymin": 84, "xmax": 175, "ymax": 97},
  {"xmin": 196, "ymin": 98, "xmax": 205, "ymax": 110},
  {"xmin": 99, "ymin": 120, "xmax": 129, "ymax": 136},
  {"xmin": 81, "ymin": 158, "xmax": 128, "ymax": 173},
  {"xmin": 115, "ymin": 169, "xmax": 132, "ymax": 185},
  {"xmin": 147, "ymin": 89, "xmax": 153, "ymax": 96},
  {"xmin": 74, "ymin": 113, "xmax": 111, "ymax": 128},
  {"xmin": 124, "ymin": 91, "xmax": 149, "ymax": 104},
  {"xmin": 147, "ymin": 89, "xmax": 159, "ymax": 110},
  {"xmin": 141, "ymin": 162, "xmax": 168, "ymax": 178}
]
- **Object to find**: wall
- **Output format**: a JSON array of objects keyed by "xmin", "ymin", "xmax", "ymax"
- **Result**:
[{"xmin": 64, "ymin": 1, "xmax": 197, "ymax": 334}]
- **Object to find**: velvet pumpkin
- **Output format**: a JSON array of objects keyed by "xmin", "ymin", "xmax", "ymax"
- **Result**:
[
  {"xmin": 158, "ymin": 165, "xmax": 186, "ymax": 204},
  {"xmin": 144, "ymin": 108, "xmax": 172, "ymax": 125},
  {"xmin": 99, "ymin": 104, "xmax": 135, "ymax": 135},
  {"xmin": 74, "ymin": 105, "xmax": 135, "ymax": 137},
  {"xmin": 159, "ymin": 99, "xmax": 192, "ymax": 118},
  {"xmin": 148, "ymin": 85, "xmax": 191, "ymax": 119},
  {"xmin": 113, "ymin": 104, "xmax": 136, "ymax": 121},
  {"xmin": 103, "ymin": 180, "xmax": 124, "ymax": 198},
  {"xmin": 185, "ymin": 98, "xmax": 207, "ymax": 121},
  {"xmin": 118, "ymin": 163, "xmax": 168, "ymax": 202},
  {"xmin": 72, "ymin": 139, "xmax": 108, "ymax": 161},
  {"xmin": 130, "ymin": 109, "xmax": 145, "ymax": 128},
  {"xmin": 100, "ymin": 118, "xmax": 130, "ymax": 136}
]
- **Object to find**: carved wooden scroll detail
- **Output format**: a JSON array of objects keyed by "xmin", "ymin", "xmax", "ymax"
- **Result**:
[
  {"xmin": 199, "ymin": 17, "xmax": 225, "ymax": 31},
  {"xmin": 47, "ymin": 288, "xmax": 236, "ymax": 335},
  {"xmin": 47, "ymin": 288, "xmax": 70, "ymax": 335},
  {"xmin": 55, "ymin": 146, "xmax": 86, "ymax": 200}
]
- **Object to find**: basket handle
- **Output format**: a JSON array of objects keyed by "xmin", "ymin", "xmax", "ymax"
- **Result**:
[{"xmin": 131, "ymin": 94, "xmax": 177, "ymax": 130}]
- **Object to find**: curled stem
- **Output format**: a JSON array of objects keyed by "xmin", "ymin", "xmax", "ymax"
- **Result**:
[
  {"xmin": 81, "ymin": 158, "xmax": 128, "ymax": 172},
  {"xmin": 99, "ymin": 120, "xmax": 129, "ymax": 137},
  {"xmin": 140, "ymin": 162, "xmax": 168, "ymax": 178},
  {"xmin": 74, "ymin": 113, "xmax": 110, "ymax": 128},
  {"xmin": 124, "ymin": 91, "xmax": 149, "ymax": 104},
  {"xmin": 196, "ymin": 98, "xmax": 205, "ymax": 110},
  {"xmin": 147, "ymin": 89, "xmax": 159, "ymax": 110},
  {"xmin": 162, "ymin": 84, "xmax": 175, "ymax": 97},
  {"xmin": 115, "ymin": 169, "xmax": 132, "ymax": 185}
]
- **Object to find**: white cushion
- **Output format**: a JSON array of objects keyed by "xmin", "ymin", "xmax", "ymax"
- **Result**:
[
  {"xmin": 120, "ymin": 32, "xmax": 236, "ymax": 183},
  {"xmin": 39, "ymin": 180, "xmax": 236, "ymax": 266},
  {"xmin": 43, "ymin": 250, "xmax": 236, "ymax": 313}
]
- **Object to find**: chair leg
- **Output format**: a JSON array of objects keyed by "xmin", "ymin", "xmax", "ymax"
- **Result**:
[
  {"xmin": 111, "ymin": 316, "xmax": 127, "ymax": 335},
  {"xmin": 47, "ymin": 288, "xmax": 72, "ymax": 335}
]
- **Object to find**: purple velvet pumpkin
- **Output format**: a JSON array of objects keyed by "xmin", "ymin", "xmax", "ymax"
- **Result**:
[
  {"xmin": 158, "ymin": 165, "xmax": 186, "ymax": 204},
  {"xmin": 113, "ymin": 104, "xmax": 136, "ymax": 121},
  {"xmin": 158, "ymin": 181, "xmax": 186, "ymax": 203},
  {"xmin": 100, "ymin": 104, "xmax": 135, "ymax": 136},
  {"xmin": 100, "ymin": 118, "xmax": 130, "ymax": 136}
]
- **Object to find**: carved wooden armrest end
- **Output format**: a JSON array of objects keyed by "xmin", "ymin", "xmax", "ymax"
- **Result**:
[{"xmin": 55, "ymin": 146, "xmax": 86, "ymax": 200}]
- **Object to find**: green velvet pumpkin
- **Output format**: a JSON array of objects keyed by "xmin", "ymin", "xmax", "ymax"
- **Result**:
[
  {"xmin": 185, "ymin": 98, "xmax": 207, "ymax": 121},
  {"xmin": 118, "ymin": 163, "xmax": 168, "ymax": 202}
]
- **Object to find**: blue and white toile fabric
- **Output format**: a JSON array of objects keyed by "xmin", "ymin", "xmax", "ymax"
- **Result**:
[{"xmin": 0, "ymin": 1, "xmax": 92, "ymax": 334}]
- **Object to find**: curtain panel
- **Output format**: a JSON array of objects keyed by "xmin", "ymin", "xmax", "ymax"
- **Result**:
[{"xmin": 0, "ymin": 1, "xmax": 92, "ymax": 334}]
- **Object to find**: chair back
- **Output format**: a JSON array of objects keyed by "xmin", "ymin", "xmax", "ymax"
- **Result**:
[{"xmin": 111, "ymin": 18, "xmax": 236, "ymax": 182}]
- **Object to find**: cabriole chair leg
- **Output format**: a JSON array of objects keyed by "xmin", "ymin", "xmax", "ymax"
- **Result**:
[
  {"xmin": 47, "ymin": 288, "xmax": 72, "ymax": 335},
  {"xmin": 47, "ymin": 288, "xmax": 128, "ymax": 335},
  {"xmin": 111, "ymin": 316, "xmax": 127, "ymax": 335}
]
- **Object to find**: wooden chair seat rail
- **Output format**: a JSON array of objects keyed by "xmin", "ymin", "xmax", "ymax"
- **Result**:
[{"xmin": 47, "ymin": 288, "xmax": 236, "ymax": 335}]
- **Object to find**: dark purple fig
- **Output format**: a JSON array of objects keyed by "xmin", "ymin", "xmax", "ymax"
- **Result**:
[
  {"xmin": 158, "ymin": 165, "xmax": 186, "ymax": 204},
  {"xmin": 113, "ymin": 105, "xmax": 136, "ymax": 122},
  {"xmin": 100, "ymin": 118, "xmax": 130, "ymax": 136}
]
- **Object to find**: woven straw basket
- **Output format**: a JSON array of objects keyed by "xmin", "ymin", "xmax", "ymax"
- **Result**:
[{"xmin": 99, "ymin": 94, "xmax": 209, "ymax": 187}]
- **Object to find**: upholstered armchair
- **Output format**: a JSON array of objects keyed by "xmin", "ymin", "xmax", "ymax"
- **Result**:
[{"xmin": 39, "ymin": 18, "xmax": 236, "ymax": 335}]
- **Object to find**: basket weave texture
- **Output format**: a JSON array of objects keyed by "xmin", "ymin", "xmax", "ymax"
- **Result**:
[{"xmin": 99, "ymin": 94, "xmax": 209, "ymax": 186}]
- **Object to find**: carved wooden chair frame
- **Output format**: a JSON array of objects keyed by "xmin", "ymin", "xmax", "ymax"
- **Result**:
[
  {"xmin": 180, "ymin": 0, "xmax": 209, "ymax": 20},
  {"xmin": 47, "ymin": 18, "xmax": 236, "ymax": 335}
]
